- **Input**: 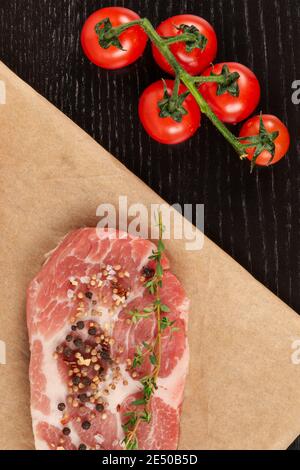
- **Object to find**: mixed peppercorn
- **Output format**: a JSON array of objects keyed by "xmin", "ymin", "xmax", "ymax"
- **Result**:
[{"xmin": 52, "ymin": 262, "xmax": 155, "ymax": 450}]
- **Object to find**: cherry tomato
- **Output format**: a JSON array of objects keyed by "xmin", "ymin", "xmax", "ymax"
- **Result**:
[
  {"xmin": 200, "ymin": 62, "xmax": 261, "ymax": 124},
  {"xmin": 139, "ymin": 80, "xmax": 201, "ymax": 144},
  {"xmin": 239, "ymin": 115, "xmax": 290, "ymax": 166},
  {"xmin": 152, "ymin": 15, "xmax": 217, "ymax": 76},
  {"xmin": 81, "ymin": 7, "xmax": 147, "ymax": 69}
]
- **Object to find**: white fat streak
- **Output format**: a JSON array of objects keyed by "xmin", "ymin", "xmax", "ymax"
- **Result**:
[
  {"xmin": 30, "ymin": 328, "xmax": 82, "ymax": 449},
  {"xmin": 34, "ymin": 435, "xmax": 49, "ymax": 450},
  {"xmin": 156, "ymin": 338, "xmax": 190, "ymax": 408},
  {"xmin": 106, "ymin": 364, "xmax": 143, "ymax": 442}
]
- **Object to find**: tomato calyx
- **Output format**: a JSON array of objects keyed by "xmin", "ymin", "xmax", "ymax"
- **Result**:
[
  {"xmin": 163, "ymin": 24, "xmax": 208, "ymax": 52},
  {"xmin": 95, "ymin": 18, "xmax": 125, "ymax": 50},
  {"xmin": 238, "ymin": 114, "xmax": 280, "ymax": 171},
  {"xmin": 176, "ymin": 24, "xmax": 207, "ymax": 52},
  {"xmin": 210, "ymin": 64, "xmax": 241, "ymax": 97},
  {"xmin": 158, "ymin": 78, "xmax": 190, "ymax": 123}
]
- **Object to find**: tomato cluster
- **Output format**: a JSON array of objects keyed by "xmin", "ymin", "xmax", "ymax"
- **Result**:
[{"xmin": 81, "ymin": 7, "xmax": 290, "ymax": 168}]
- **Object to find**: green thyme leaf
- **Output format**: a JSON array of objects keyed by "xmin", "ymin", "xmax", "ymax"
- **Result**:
[
  {"xmin": 133, "ymin": 354, "xmax": 143, "ymax": 369},
  {"xmin": 131, "ymin": 398, "xmax": 147, "ymax": 406},
  {"xmin": 150, "ymin": 354, "xmax": 157, "ymax": 365},
  {"xmin": 156, "ymin": 263, "xmax": 163, "ymax": 278},
  {"xmin": 129, "ymin": 308, "xmax": 152, "ymax": 323},
  {"xmin": 142, "ymin": 341, "xmax": 152, "ymax": 350},
  {"xmin": 143, "ymin": 307, "xmax": 153, "ymax": 313},
  {"xmin": 158, "ymin": 239, "xmax": 165, "ymax": 253},
  {"xmin": 124, "ymin": 436, "xmax": 139, "ymax": 450},
  {"xmin": 160, "ymin": 317, "xmax": 176, "ymax": 330},
  {"xmin": 160, "ymin": 304, "xmax": 170, "ymax": 313},
  {"xmin": 171, "ymin": 326, "xmax": 180, "ymax": 333},
  {"xmin": 141, "ymin": 410, "xmax": 152, "ymax": 423},
  {"xmin": 141, "ymin": 376, "xmax": 157, "ymax": 400},
  {"xmin": 123, "ymin": 411, "xmax": 136, "ymax": 418}
]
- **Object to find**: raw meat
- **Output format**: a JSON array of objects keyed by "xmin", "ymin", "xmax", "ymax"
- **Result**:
[{"xmin": 27, "ymin": 228, "xmax": 189, "ymax": 450}]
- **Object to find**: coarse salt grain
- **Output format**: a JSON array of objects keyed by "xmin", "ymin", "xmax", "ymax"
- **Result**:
[{"xmin": 67, "ymin": 289, "xmax": 74, "ymax": 300}]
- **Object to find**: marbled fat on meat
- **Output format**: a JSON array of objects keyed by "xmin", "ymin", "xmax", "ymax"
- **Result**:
[{"xmin": 27, "ymin": 228, "xmax": 189, "ymax": 450}]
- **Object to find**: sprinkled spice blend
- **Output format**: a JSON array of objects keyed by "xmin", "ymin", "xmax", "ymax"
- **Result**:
[{"xmin": 53, "ymin": 263, "xmax": 127, "ymax": 451}]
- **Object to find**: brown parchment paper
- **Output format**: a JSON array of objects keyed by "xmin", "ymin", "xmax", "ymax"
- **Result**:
[{"xmin": 1, "ymin": 61, "xmax": 300, "ymax": 450}]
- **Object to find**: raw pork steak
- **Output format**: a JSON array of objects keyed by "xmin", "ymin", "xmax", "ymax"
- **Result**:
[{"xmin": 27, "ymin": 228, "xmax": 189, "ymax": 450}]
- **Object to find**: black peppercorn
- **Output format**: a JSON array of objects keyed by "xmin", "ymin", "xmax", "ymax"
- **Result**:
[
  {"xmin": 82, "ymin": 421, "xmax": 91, "ymax": 430},
  {"xmin": 72, "ymin": 376, "xmax": 81, "ymax": 385},
  {"xmin": 62, "ymin": 427, "xmax": 71, "ymax": 436},
  {"xmin": 96, "ymin": 403, "xmax": 104, "ymax": 412},
  {"xmin": 88, "ymin": 327, "xmax": 97, "ymax": 336},
  {"xmin": 66, "ymin": 335, "xmax": 73, "ymax": 342},
  {"xmin": 78, "ymin": 443, "xmax": 87, "ymax": 451},
  {"xmin": 85, "ymin": 291, "xmax": 93, "ymax": 299},
  {"xmin": 57, "ymin": 403, "xmax": 66, "ymax": 412},
  {"xmin": 82, "ymin": 377, "xmax": 91, "ymax": 386},
  {"xmin": 63, "ymin": 347, "xmax": 72, "ymax": 358},
  {"xmin": 100, "ymin": 350, "xmax": 110, "ymax": 361},
  {"xmin": 78, "ymin": 393, "xmax": 88, "ymax": 403},
  {"xmin": 76, "ymin": 321, "xmax": 84, "ymax": 330},
  {"xmin": 142, "ymin": 266, "xmax": 155, "ymax": 279},
  {"xmin": 74, "ymin": 338, "xmax": 83, "ymax": 348},
  {"xmin": 71, "ymin": 325, "xmax": 77, "ymax": 331}
]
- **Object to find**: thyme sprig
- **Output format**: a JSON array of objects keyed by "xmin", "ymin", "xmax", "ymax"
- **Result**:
[{"xmin": 122, "ymin": 212, "xmax": 176, "ymax": 450}]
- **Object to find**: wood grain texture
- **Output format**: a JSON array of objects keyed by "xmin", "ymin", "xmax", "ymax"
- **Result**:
[{"xmin": 0, "ymin": 0, "xmax": 300, "ymax": 450}]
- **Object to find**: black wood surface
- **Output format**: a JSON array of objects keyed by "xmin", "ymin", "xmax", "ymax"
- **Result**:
[{"xmin": 0, "ymin": 0, "xmax": 300, "ymax": 450}]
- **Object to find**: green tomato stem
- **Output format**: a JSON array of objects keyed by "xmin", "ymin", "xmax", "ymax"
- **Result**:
[
  {"xmin": 108, "ymin": 18, "xmax": 248, "ymax": 159},
  {"xmin": 193, "ymin": 75, "xmax": 226, "ymax": 84},
  {"xmin": 163, "ymin": 33, "xmax": 199, "ymax": 45},
  {"xmin": 171, "ymin": 76, "xmax": 180, "ymax": 102},
  {"xmin": 111, "ymin": 20, "xmax": 142, "ymax": 36}
]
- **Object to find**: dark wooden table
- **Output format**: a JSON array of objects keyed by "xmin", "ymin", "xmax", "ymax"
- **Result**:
[{"xmin": 1, "ymin": 0, "xmax": 299, "ymax": 450}]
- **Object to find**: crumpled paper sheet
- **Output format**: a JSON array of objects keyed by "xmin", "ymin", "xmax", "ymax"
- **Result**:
[{"xmin": 0, "ymin": 61, "xmax": 300, "ymax": 450}]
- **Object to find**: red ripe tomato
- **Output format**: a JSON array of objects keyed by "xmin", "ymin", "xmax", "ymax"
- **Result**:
[
  {"xmin": 200, "ymin": 62, "xmax": 261, "ymax": 124},
  {"xmin": 152, "ymin": 15, "xmax": 217, "ymax": 76},
  {"xmin": 239, "ymin": 115, "xmax": 290, "ymax": 166},
  {"xmin": 139, "ymin": 80, "xmax": 201, "ymax": 144},
  {"xmin": 81, "ymin": 7, "xmax": 147, "ymax": 69}
]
